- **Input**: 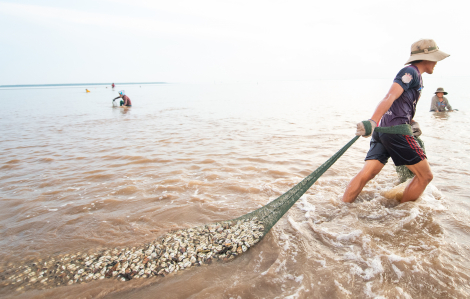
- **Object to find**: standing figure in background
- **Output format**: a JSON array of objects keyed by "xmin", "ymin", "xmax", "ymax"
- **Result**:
[
  {"xmin": 430, "ymin": 87, "xmax": 452, "ymax": 112},
  {"xmin": 112, "ymin": 83, "xmax": 115, "ymax": 89},
  {"xmin": 113, "ymin": 90, "xmax": 132, "ymax": 107}
]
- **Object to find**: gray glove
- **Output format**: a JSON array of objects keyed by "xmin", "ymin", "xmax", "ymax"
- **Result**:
[
  {"xmin": 355, "ymin": 119, "xmax": 377, "ymax": 138},
  {"xmin": 411, "ymin": 122, "xmax": 422, "ymax": 137}
]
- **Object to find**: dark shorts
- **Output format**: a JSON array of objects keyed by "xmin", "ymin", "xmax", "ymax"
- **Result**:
[{"xmin": 365, "ymin": 131, "xmax": 426, "ymax": 166}]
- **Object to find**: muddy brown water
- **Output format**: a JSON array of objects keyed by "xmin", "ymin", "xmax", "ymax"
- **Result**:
[{"xmin": 1, "ymin": 80, "xmax": 470, "ymax": 298}]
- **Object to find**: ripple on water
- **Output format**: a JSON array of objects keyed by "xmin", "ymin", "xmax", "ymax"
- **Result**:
[
  {"xmin": 0, "ymin": 164, "xmax": 20, "ymax": 170},
  {"xmin": 85, "ymin": 173, "xmax": 115, "ymax": 181},
  {"xmin": 112, "ymin": 186, "xmax": 140, "ymax": 196}
]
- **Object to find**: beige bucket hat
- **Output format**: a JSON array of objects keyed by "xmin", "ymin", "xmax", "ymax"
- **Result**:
[
  {"xmin": 435, "ymin": 87, "xmax": 448, "ymax": 95},
  {"xmin": 405, "ymin": 39, "xmax": 450, "ymax": 65}
]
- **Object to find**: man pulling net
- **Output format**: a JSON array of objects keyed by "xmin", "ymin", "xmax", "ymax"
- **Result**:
[{"xmin": 342, "ymin": 39, "xmax": 450, "ymax": 204}]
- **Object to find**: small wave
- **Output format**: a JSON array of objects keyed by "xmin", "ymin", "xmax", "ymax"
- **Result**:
[
  {"xmin": 125, "ymin": 159, "xmax": 154, "ymax": 165},
  {"xmin": 162, "ymin": 193, "xmax": 180, "ymax": 201},
  {"xmin": 296, "ymin": 196, "xmax": 316, "ymax": 218},
  {"xmin": 113, "ymin": 186, "xmax": 140, "ymax": 195},
  {"xmin": 199, "ymin": 159, "xmax": 217, "ymax": 164},
  {"xmin": 41, "ymin": 189, "xmax": 63, "ymax": 195},
  {"xmin": 0, "ymin": 164, "xmax": 20, "ymax": 170},
  {"xmin": 387, "ymin": 253, "xmax": 414, "ymax": 264},
  {"xmin": 38, "ymin": 181, "xmax": 59, "ymax": 188},
  {"xmin": 187, "ymin": 180, "xmax": 210, "ymax": 187},
  {"xmin": 219, "ymin": 167, "xmax": 240, "ymax": 173},
  {"xmin": 85, "ymin": 174, "xmax": 115, "ymax": 181},
  {"xmin": 204, "ymin": 174, "xmax": 219, "ymax": 181},
  {"xmin": 154, "ymin": 185, "xmax": 185, "ymax": 192},
  {"xmin": 226, "ymin": 184, "xmax": 261, "ymax": 194},
  {"xmin": 237, "ymin": 157, "xmax": 270, "ymax": 164},
  {"xmin": 398, "ymin": 207, "xmax": 420, "ymax": 227},
  {"xmin": 266, "ymin": 169, "xmax": 291, "ymax": 178},
  {"xmin": 159, "ymin": 178, "xmax": 181, "ymax": 185},
  {"xmin": 240, "ymin": 166, "xmax": 261, "ymax": 171},
  {"xmin": 38, "ymin": 157, "xmax": 54, "ymax": 163}
]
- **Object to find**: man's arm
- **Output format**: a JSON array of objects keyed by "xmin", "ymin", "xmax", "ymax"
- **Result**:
[
  {"xmin": 369, "ymin": 82, "xmax": 404, "ymax": 124},
  {"xmin": 445, "ymin": 97, "xmax": 453, "ymax": 111}
]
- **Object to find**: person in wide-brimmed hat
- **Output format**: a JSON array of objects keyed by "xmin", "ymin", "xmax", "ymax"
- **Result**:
[
  {"xmin": 430, "ymin": 87, "xmax": 453, "ymax": 112},
  {"xmin": 342, "ymin": 39, "xmax": 450, "ymax": 204}
]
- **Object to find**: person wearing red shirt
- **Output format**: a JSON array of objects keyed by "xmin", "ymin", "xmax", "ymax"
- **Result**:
[{"xmin": 113, "ymin": 91, "xmax": 132, "ymax": 107}]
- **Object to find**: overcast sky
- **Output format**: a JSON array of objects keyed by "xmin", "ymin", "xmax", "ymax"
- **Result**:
[{"xmin": 0, "ymin": 0, "xmax": 468, "ymax": 84}]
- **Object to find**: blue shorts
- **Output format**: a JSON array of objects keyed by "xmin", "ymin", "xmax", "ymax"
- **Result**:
[{"xmin": 365, "ymin": 131, "xmax": 426, "ymax": 166}]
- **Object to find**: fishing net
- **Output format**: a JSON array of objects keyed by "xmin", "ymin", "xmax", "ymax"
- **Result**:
[
  {"xmin": 2, "ymin": 123, "xmax": 419, "ymax": 289},
  {"xmin": 234, "ymin": 123, "xmax": 414, "ymax": 236},
  {"xmin": 235, "ymin": 135, "xmax": 360, "ymax": 236}
]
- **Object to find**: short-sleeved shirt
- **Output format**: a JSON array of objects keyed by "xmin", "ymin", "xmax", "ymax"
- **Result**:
[
  {"xmin": 122, "ymin": 95, "xmax": 132, "ymax": 106},
  {"xmin": 380, "ymin": 65, "xmax": 423, "ymax": 127},
  {"xmin": 430, "ymin": 95, "xmax": 452, "ymax": 111}
]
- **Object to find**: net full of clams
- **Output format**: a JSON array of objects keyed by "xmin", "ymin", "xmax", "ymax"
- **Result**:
[{"xmin": 0, "ymin": 124, "xmax": 420, "ymax": 291}]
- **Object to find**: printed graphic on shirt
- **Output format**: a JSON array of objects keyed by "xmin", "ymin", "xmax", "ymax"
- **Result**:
[{"xmin": 401, "ymin": 73, "xmax": 412, "ymax": 84}]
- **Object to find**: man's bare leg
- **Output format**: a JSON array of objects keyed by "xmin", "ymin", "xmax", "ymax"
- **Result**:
[
  {"xmin": 401, "ymin": 159, "xmax": 433, "ymax": 203},
  {"xmin": 342, "ymin": 160, "xmax": 384, "ymax": 203}
]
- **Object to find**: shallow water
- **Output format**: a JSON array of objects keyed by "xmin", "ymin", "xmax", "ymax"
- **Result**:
[{"xmin": 1, "ymin": 80, "xmax": 470, "ymax": 298}]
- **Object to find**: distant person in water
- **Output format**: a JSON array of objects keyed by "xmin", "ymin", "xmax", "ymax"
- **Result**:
[
  {"xmin": 430, "ymin": 87, "xmax": 452, "ymax": 112},
  {"xmin": 342, "ymin": 39, "xmax": 450, "ymax": 204},
  {"xmin": 112, "ymin": 83, "xmax": 115, "ymax": 89},
  {"xmin": 113, "ymin": 91, "xmax": 132, "ymax": 107}
]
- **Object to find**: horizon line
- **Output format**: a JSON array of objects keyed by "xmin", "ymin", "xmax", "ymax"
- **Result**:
[{"xmin": 0, "ymin": 82, "xmax": 168, "ymax": 88}]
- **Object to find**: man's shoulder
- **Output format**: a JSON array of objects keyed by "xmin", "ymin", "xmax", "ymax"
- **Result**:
[
  {"xmin": 394, "ymin": 65, "xmax": 420, "ymax": 87},
  {"xmin": 396, "ymin": 65, "xmax": 419, "ymax": 76}
]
